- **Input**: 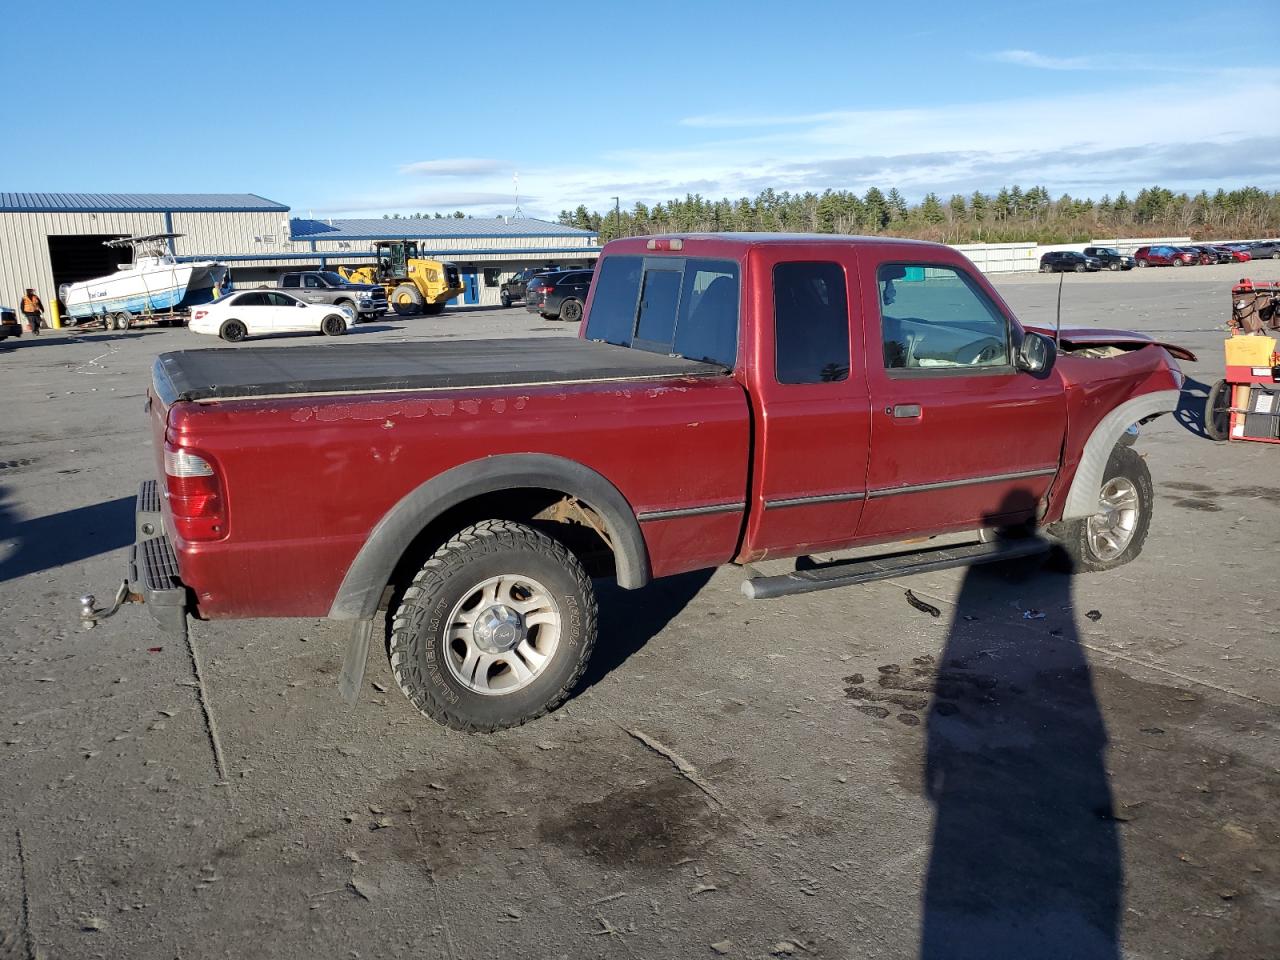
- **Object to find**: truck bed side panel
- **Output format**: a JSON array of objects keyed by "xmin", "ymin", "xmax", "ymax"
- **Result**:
[{"xmin": 167, "ymin": 377, "xmax": 749, "ymax": 618}]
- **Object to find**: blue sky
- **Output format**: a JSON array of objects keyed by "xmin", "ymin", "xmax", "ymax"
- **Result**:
[{"xmin": 3, "ymin": 0, "xmax": 1278, "ymax": 219}]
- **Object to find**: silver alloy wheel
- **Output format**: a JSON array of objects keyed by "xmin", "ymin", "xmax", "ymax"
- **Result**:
[
  {"xmin": 443, "ymin": 574, "xmax": 561, "ymax": 695},
  {"xmin": 1086, "ymin": 477, "xmax": 1140, "ymax": 562}
]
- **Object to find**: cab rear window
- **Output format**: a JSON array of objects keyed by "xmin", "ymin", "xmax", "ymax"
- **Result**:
[{"xmin": 585, "ymin": 255, "xmax": 739, "ymax": 367}]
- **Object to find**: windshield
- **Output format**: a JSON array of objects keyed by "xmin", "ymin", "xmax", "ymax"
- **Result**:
[
  {"xmin": 585, "ymin": 255, "xmax": 739, "ymax": 367},
  {"xmin": 1096, "ymin": 248, "xmax": 1119, "ymax": 257}
]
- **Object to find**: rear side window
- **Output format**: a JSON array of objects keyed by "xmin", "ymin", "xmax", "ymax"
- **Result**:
[
  {"xmin": 774, "ymin": 262, "xmax": 850, "ymax": 384},
  {"xmin": 585, "ymin": 255, "xmax": 739, "ymax": 367}
]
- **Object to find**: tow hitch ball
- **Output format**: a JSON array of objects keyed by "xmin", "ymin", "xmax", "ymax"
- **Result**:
[{"xmin": 79, "ymin": 581, "xmax": 142, "ymax": 629}]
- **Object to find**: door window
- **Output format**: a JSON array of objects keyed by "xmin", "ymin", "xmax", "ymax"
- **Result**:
[
  {"xmin": 266, "ymin": 292, "xmax": 297, "ymax": 307},
  {"xmin": 878, "ymin": 264, "xmax": 1010, "ymax": 371},
  {"xmin": 303, "ymin": 275, "xmax": 323, "ymax": 288},
  {"xmin": 774, "ymin": 261, "xmax": 850, "ymax": 384}
]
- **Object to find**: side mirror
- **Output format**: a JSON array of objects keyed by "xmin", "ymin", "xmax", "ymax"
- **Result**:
[
  {"xmin": 1016, "ymin": 331, "xmax": 1057, "ymax": 376},
  {"xmin": 297, "ymin": 301, "xmax": 308, "ymax": 307}
]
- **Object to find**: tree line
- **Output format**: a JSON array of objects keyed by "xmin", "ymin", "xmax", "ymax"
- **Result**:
[{"xmin": 556, "ymin": 185, "xmax": 1280, "ymax": 244}]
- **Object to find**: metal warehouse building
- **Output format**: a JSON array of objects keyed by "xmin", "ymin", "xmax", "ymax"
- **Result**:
[{"xmin": 0, "ymin": 192, "xmax": 599, "ymax": 316}]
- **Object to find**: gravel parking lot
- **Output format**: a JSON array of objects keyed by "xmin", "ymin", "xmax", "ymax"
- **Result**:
[{"xmin": 1, "ymin": 262, "xmax": 1276, "ymax": 959}]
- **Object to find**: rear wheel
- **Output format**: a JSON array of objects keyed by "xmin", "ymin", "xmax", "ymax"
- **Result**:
[
  {"xmin": 1204, "ymin": 379, "xmax": 1231, "ymax": 441},
  {"xmin": 559, "ymin": 298, "xmax": 583, "ymax": 323},
  {"xmin": 500, "ymin": 294, "xmax": 512, "ymax": 307},
  {"xmin": 388, "ymin": 520, "xmax": 598, "ymax": 731},
  {"xmin": 1049, "ymin": 445, "xmax": 1152, "ymax": 572},
  {"xmin": 391, "ymin": 283, "xmax": 424, "ymax": 316},
  {"xmin": 219, "ymin": 319, "xmax": 247, "ymax": 342},
  {"xmin": 321, "ymin": 313, "xmax": 346, "ymax": 336},
  {"xmin": 1109, "ymin": 261, "xmax": 1122, "ymax": 271},
  {"xmin": 421, "ymin": 301, "xmax": 446, "ymax": 316},
  {"xmin": 1136, "ymin": 259, "xmax": 1148, "ymax": 268}
]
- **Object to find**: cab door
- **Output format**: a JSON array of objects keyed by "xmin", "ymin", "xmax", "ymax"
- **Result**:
[
  {"xmin": 739, "ymin": 249, "xmax": 872, "ymax": 561},
  {"xmin": 855, "ymin": 257, "xmax": 1066, "ymax": 540}
]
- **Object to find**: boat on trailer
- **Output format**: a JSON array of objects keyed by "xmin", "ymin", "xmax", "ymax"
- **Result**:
[{"xmin": 60, "ymin": 234, "xmax": 230, "ymax": 329}]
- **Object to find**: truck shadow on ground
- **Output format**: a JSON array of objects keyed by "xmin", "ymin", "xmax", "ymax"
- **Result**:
[
  {"xmin": 919, "ymin": 553, "xmax": 1121, "ymax": 958},
  {"xmin": 0, "ymin": 485, "xmax": 133, "ymax": 584},
  {"xmin": 1173, "ymin": 377, "xmax": 1213, "ymax": 439},
  {"xmin": 577, "ymin": 569, "xmax": 715, "ymax": 694}
]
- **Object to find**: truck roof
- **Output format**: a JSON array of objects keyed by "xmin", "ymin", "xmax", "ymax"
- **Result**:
[
  {"xmin": 604, "ymin": 233, "xmax": 949, "ymax": 255},
  {"xmin": 152, "ymin": 338, "xmax": 725, "ymax": 404}
]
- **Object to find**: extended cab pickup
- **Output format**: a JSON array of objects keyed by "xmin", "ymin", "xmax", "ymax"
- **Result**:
[
  {"xmin": 279, "ymin": 270, "xmax": 388, "ymax": 321},
  {"xmin": 96, "ymin": 234, "xmax": 1193, "ymax": 732}
]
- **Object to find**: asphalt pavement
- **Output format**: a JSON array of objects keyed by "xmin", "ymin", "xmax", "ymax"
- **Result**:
[{"xmin": 0, "ymin": 262, "xmax": 1276, "ymax": 959}]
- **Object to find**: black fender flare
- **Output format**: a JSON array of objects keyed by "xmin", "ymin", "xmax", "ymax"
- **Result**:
[{"xmin": 328, "ymin": 453, "xmax": 651, "ymax": 621}]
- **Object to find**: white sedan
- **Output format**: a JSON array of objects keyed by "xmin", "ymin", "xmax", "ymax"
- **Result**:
[{"xmin": 188, "ymin": 290, "xmax": 354, "ymax": 342}]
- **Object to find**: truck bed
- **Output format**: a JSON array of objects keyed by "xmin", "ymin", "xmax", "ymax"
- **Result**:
[{"xmin": 153, "ymin": 337, "xmax": 726, "ymax": 404}]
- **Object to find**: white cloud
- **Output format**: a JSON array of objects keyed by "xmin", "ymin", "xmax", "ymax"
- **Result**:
[
  {"xmin": 987, "ymin": 49, "xmax": 1095, "ymax": 70},
  {"xmin": 312, "ymin": 69, "xmax": 1280, "ymax": 218},
  {"xmin": 399, "ymin": 158, "xmax": 510, "ymax": 176}
]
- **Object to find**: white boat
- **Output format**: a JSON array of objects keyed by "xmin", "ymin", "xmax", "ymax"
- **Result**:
[{"xmin": 60, "ymin": 234, "xmax": 230, "ymax": 322}]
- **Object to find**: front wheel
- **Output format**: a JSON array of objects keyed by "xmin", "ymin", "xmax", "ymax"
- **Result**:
[
  {"xmin": 1204, "ymin": 379, "xmax": 1231, "ymax": 441},
  {"xmin": 388, "ymin": 520, "xmax": 598, "ymax": 731},
  {"xmin": 500, "ymin": 295, "xmax": 512, "ymax": 308},
  {"xmin": 1171, "ymin": 258, "xmax": 1183, "ymax": 267},
  {"xmin": 1074, "ymin": 263, "xmax": 1087, "ymax": 273},
  {"xmin": 1109, "ymin": 261, "xmax": 1122, "ymax": 271},
  {"xmin": 1136, "ymin": 259, "xmax": 1148, "ymax": 268},
  {"xmin": 1049, "ymin": 445, "xmax": 1152, "ymax": 572},
  {"xmin": 321, "ymin": 314, "xmax": 346, "ymax": 336}
]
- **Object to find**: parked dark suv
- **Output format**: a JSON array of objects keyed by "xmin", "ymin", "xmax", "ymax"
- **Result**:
[
  {"xmin": 1082, "ymin": 247, "xmax": 1136, "ymax": 271},
  {"xmin": 525, "ymin": 269, "xmax": 593, "ymax": 321},
  {"xmin": 500, "ymin": 266, "xmax": 559, "ymax": 307},
  {"xmin": 0, "ymin": 305, "xmax": 20, "ymax": 343},
  {"xmin": 1039, "ymin": 250, "xmax": 1102, "ymax": 273}
]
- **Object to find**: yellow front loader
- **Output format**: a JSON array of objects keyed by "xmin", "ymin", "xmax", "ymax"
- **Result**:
[{"xmin": 338, "ymin": 240, "xmax": 464, "ymax": 316}]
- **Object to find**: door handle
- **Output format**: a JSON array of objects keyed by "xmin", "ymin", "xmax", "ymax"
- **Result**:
[{"xmin": 890, "ymin": 404, "xmax": 922, "ymax": 419}]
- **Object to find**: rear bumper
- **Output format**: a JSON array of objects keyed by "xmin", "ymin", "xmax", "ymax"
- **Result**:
[{"xmin": 130, "ymin": 480, "xmax": 189, "ymax": 636}]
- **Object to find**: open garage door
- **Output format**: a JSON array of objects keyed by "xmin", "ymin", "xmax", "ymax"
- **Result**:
[{"xmin": 48, "ymin": 234, "xmax": 128, "ymax": 304}]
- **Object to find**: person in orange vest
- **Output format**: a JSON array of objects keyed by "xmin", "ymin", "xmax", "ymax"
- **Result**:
[{"xmin": 20, "ymin": 288, "xmax": 44, "ymax": 336}]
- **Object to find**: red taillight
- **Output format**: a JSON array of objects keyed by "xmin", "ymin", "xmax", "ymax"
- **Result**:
[
  {"xmin": 164, "ymin": 445, "xmax": 226, "ymax": 541},
  {"xmin": 192, "ymin": 310, "xmax": 207, "ymax": 320}
]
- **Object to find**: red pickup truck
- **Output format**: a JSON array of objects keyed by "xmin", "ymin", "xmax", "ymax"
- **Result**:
[{"xmin": 86, "ymin": 234, "xmax": 1193, "ymax": 732}]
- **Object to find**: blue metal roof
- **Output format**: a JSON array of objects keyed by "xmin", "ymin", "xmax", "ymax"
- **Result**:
[
  {"xmin": 290, "ymin": 216, "xmax": 594, "ymax": 241},
  {"xmin": 0, "ymin": 192, "xmax": 289, "ymax": 213},
  {"xmin": 182, "ymin": 246, "xmax": 601, "ymax": 263}
]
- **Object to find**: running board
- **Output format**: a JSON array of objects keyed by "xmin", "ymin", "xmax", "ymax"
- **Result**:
[{"xmin": 741, "ymin": 538, "xmax": 1050, "ymax": 600}]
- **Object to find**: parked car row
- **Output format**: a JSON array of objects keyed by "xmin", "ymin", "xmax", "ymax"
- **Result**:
[{"xmin": 1040, "ymin": 239, "xmax": 1277, "ymax": 273}]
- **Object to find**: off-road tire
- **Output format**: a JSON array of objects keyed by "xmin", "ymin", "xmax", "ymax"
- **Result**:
[
  {"xmin": 1049, "ymin": 445, "xmax": 1153, "ymax": 573},
  {"xmin": 388, "ymin": 520, "xmax": 598, "ymax": 732},
  {"xmin": 220, "ymin": 319, "xmax": 247, "ymax": 342},
  {"xmin": 321, "ymin": 314, "xmax": 346, "ymax": 336},
  {"xmin": 559, "ymin": 299, "xmax": 583, "ymax": 323},
  {"xmin": 392, "ymin": 283, "xmax": 424, "ymax": 316},
  {"xmin": 421, "ymin": 302, "xmax": 446, "ymax": 316},
  {"xmin": 1204, "ymin": 379, "xmax": 1231, "ymax": 441}
]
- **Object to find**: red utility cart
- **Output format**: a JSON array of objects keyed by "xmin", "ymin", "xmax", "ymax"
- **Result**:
[{"xmin": 1206, "ymin": 279, "xmax": 1280, "ymax": 443}]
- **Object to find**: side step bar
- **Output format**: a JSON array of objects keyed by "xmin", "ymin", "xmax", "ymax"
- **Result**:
[{"xmin": 741, "ymin": 537, "xmax": 1050, "ymax": 600}]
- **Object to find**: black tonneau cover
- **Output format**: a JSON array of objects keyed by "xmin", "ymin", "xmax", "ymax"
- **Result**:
[{"xmin": 153, "ymin": 337, "xmax": 726, "ymax": 404}]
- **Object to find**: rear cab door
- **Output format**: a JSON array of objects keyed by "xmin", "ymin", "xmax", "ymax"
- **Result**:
[
  {"xmin": 738, "ymin": 241, "xmax": 873, "ymax": 561},
  {"xmin": 856, "ymin": 248, "xmax": 1067, "ymax": 539}
]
